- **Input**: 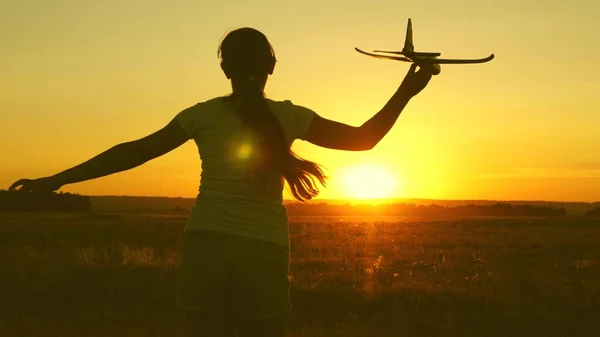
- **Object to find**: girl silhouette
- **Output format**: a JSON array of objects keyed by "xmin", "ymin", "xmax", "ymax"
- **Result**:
[{"xmin": 9, "ymin": 27, "xmax": 433, "ymax": 337}]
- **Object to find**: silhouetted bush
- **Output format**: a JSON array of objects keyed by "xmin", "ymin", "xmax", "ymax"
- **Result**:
[
  {"xmin": 584, "ymin": 207, "xmax": 600, "ymax": 217},
  {"xmin": 0, "ymin": 190, "xmax": 91, "ymax": 212}
]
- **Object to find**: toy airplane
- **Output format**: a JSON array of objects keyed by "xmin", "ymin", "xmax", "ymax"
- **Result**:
[{"xmin": 355, "ymin": 18, "xmax": 494, "ymax": 75}]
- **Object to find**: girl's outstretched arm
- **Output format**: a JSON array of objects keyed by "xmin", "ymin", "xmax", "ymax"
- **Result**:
[
  {"xmin": 302, "ymin": 64, "xmax": 432, "ymax": 151},
  {"xmin": 9, "ymin": 118, "xmax": 190, "ymax": 192}
]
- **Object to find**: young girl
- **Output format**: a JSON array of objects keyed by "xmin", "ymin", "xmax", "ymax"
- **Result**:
[{"xmin": 9, "ymin": 27, "xmax": 433, "ymax": 337}]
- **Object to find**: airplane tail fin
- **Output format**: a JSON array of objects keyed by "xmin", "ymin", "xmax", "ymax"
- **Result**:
[{"xmin": 403, "ymin": 18, "xmax": 414, "ymax": 53}]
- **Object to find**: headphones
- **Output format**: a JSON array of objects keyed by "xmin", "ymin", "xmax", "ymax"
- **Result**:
[{"xmin": 221, "ymin": 55, "xmax": 276, "ymax": 79}]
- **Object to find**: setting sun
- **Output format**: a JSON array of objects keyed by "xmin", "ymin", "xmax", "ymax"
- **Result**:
[{"xmin": 341, "ymin": 165, "xmax": 401, "ymax": 200}]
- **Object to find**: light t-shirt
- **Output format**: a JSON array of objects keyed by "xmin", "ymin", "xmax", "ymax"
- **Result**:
[{"xmin": 175, "ymin": 96, "xmax": 316, "ymax": 248}]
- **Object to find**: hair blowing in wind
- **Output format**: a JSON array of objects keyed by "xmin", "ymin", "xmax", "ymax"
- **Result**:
[{"xmin": 218, "ymin": 28, "xmax": 327, "ymax": 202}]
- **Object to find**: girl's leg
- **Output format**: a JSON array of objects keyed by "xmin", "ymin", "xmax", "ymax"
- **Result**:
[
  {"xmin": 178, "ymin": 231, "xmax": 236, "ymax": 336},
  {"xmin": 237, "ymin": 315, "xmax": 286, "ymax": 337},
  {"xmin": 228, "ymin": 236, "xmax": 290, "ymax": 337},
  {"xmin": 186, "ymin": 310, "xmax": 237, "ymax": 337}
]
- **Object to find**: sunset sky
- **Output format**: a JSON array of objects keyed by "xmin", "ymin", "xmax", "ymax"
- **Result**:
[{"xmin": 2, "ymin": 0, "xmax": 599, "ymax": 202}]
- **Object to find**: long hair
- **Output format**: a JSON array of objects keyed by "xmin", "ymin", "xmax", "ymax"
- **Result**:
[{"xmin": 218, "ymin": 27, "xmax": 327, "ymax": 202}]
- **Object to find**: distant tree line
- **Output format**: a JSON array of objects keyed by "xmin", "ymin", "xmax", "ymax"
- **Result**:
[
  {"xmin": 286, "ymin": 202, "xmax": 568, "ymax": 217},
  {"xmin": 0, "ymin": 190, "xmax": 91, "ymax": 212},
  {"xmin": 3, "ymin": 189, "xmax": 593, "ymax": 217}
]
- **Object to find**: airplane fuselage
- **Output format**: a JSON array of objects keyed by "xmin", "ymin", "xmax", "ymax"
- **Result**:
[{"xmin": 409, "ymin": 51, "xmax": 442, "ymax": 57}]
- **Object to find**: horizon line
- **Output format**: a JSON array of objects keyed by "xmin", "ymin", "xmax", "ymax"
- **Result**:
[
  {"xmin": 81, "ymin": 194, "xmax": 599, "ymax": 204},
  {"xmin": 3, "ymin": 189, "xmax": 597, "ymax": 204}
]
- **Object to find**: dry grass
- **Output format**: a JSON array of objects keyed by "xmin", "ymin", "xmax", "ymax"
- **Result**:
[{"xmin": 0, "ymin": 213, "xmax": 599, "ymax": 336}]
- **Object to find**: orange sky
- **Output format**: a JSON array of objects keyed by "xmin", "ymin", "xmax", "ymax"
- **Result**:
[{"xmin": 2, "ymin": 0, "xmax": 599, "ymax": 202}]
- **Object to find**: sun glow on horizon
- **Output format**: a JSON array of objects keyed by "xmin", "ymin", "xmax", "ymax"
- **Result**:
[{"xmin": 341, "ymin": 165, "xmax": 402, "ymax": 200}]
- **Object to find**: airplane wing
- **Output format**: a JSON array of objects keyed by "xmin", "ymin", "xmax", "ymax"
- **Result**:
[
  {"xmin": 373, "ymin": 50, "xmax": 404, "ymax": 55},
  {"xmin": 355, "ymin": 48, "xmax": 412, "ymax": 62},
  {"xmin": 429, "ymin": 54, "xmax": 495, "ymax": 64}
]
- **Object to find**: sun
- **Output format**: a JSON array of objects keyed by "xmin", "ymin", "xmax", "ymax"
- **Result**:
[{"xmin": 341, "ymin": 164, "xmax": 401, "ymax": 200}]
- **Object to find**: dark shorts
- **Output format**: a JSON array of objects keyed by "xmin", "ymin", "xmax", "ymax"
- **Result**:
[{"xmin": 177, "ymin": 230, "xmax": 291, "ymax": 319}]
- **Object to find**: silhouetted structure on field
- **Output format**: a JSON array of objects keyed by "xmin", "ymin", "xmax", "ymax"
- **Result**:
[
  {"xmin": 0, "ymin": 190, "xmax": 91, "ymax": 212},
  {"xmin": 286, "ymin": 202, "xmax": 568, "ymax": 217}
]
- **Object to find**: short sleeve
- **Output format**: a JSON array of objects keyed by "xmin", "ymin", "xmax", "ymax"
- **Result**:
[
  {"xmin": 174, "ymin": 104, "xmax": 200, "ymax": 139},
  {"xmin": 287, "ymin": 101, "xmax": 316, "ymax": 140}
]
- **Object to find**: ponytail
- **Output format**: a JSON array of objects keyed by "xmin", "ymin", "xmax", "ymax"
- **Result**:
[{"xmin": 233, "ymin": 77, "xmax": 327, "ymax": 202}]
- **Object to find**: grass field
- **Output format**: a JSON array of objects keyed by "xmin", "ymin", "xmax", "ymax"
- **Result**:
[{"xmin": 1, "ymin": 212, "xmax": 599, "ymax": 336}]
